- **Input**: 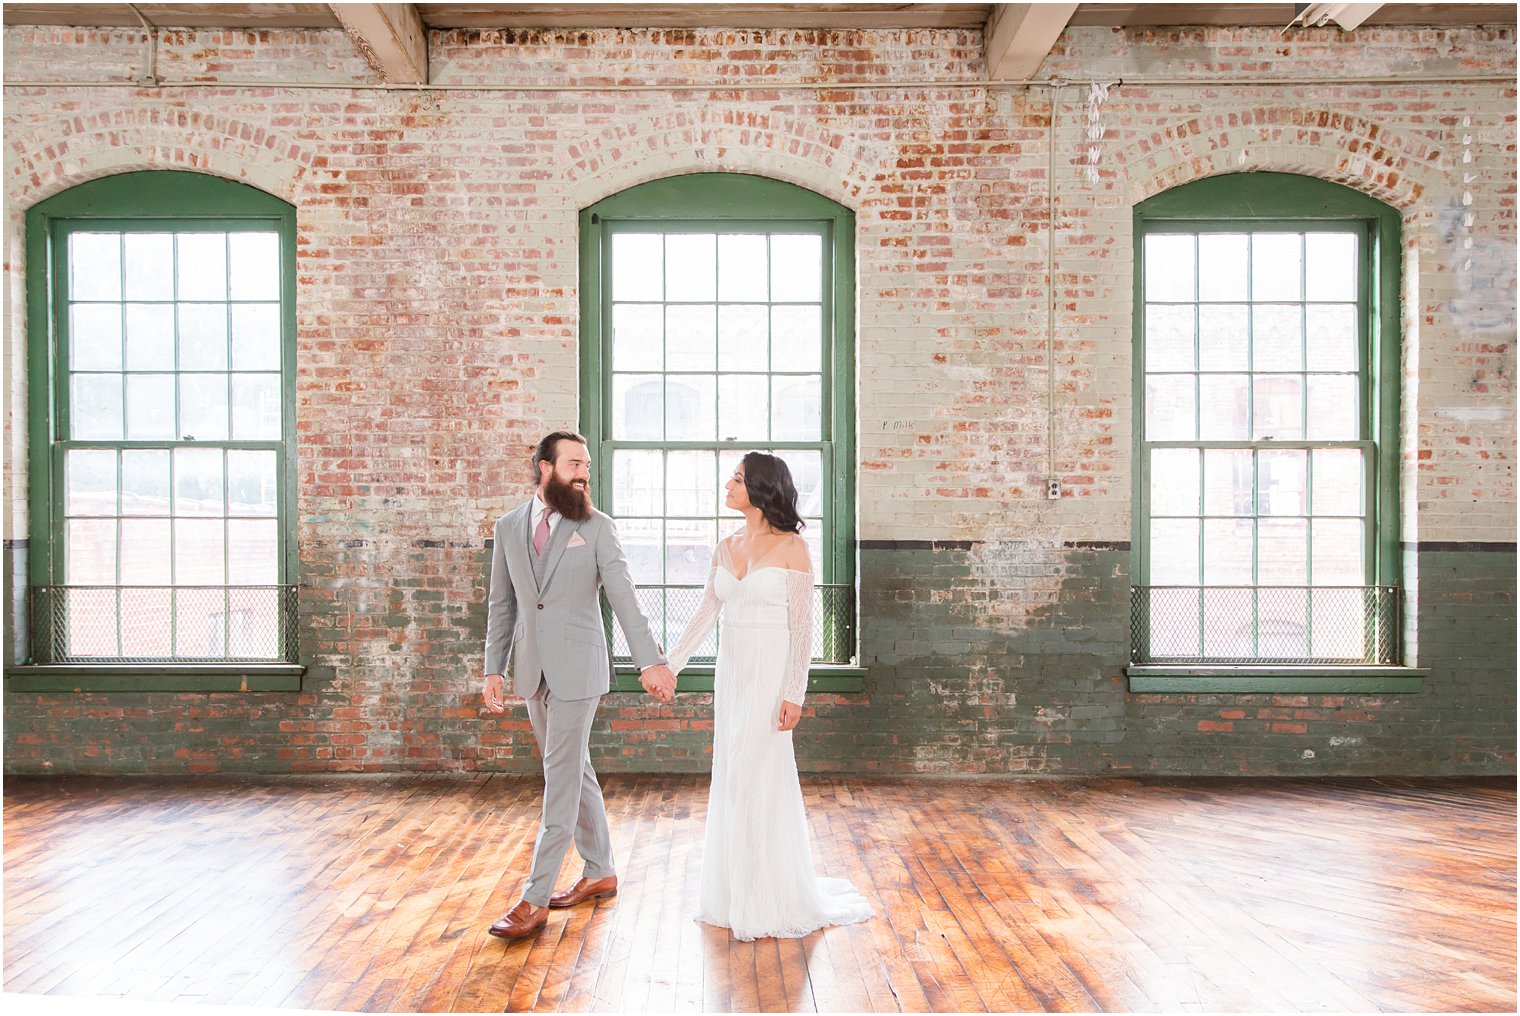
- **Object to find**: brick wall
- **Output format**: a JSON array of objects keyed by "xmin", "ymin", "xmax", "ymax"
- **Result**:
[{"xmin": 3, "ymin": 24, "xmax": 1514, "ymax": 775}]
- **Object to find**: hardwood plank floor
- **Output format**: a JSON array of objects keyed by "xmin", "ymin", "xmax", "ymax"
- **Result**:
[{"xmin": 4, "ymin": 774, "xmax": 1514, "ymax": 1013}]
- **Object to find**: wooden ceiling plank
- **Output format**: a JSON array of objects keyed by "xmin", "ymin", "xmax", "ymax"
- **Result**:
[
  {"xmin": 984, "ymin": 2, "xmax": 1078, "ymax": 80},
  {"xmin": 329, "ymin": 2, "xmax": 427, "ymax": 83}
]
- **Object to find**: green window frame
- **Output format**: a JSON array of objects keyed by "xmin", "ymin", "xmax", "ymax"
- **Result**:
[
  {"xmin": 23, "ymin": 171, "xmax": 299, "ymax": 679},
  {"xmin": 1130, "ymin": 173, "xmax": 1413, "ymax": 688},
  {"xmin": 579, "ymin": 173, "xmax": 860, "ymax": 692}
]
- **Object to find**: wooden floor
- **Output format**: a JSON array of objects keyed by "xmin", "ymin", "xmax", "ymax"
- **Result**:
[{"xmin": 4, "ymin": 774, "xmax": 1515, "ymax": 1013}]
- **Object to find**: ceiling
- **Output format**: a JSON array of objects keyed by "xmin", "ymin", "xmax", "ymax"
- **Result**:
[{"xmin": 2, "ymin": 3, "xmax": 1516, "ymax": 30}]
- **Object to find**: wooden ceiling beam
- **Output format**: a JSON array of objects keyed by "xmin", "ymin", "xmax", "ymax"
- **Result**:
[
  {"xmin": 984, "ymin": 3, "xmax": 1078, "ymax": 80},
  {"xmin": 329, "ymin": 3, "xmax": 427, "ymax": 84}
]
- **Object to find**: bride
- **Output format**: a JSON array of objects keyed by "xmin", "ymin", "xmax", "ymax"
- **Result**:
[{"xmin": 666, "ymin": 452, "xmax": 874, "ymax": 941}]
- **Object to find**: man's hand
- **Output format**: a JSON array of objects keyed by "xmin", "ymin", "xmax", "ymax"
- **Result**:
[
  {"xmin": 482, "ymin": 673, "xmax": 508, "ymax": 714},
  {"xmin": 778, "ymin": 700, "xmax": 802, "ymax": 732},
  {"xmin": 640, "ymin": 664, "xmax": 677, "ymax": 703}
]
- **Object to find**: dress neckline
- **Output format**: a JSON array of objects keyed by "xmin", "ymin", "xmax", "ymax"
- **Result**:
[{"xmin": 717, "ymin": 564, "xmax": 808, "ymax": 583}]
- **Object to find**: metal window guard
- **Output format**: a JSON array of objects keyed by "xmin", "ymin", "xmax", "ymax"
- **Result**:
[
  {"xmin": 602, "ymin": 583, "xmax": 856, "ymax": 666},
  {"xmin": 29, "ymin": 585, "xmax": 300, "ymax": 664},
  {"xmin": 1131, "ymin": 584, "xmax": 1400, "ymax": 665}
]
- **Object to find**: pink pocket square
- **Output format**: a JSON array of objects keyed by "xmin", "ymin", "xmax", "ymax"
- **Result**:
[{"xmin": 567, "ymin": 531, "xmax": 588, "ymax": 548}]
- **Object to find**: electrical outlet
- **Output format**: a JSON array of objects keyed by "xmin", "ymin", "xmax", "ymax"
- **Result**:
[{"xmin": 1046, "ymin": 478, "xmax": 1061, "ymax": 499}]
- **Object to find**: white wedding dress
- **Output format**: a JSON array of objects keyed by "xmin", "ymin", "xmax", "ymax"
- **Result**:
[{"xmin": 667, "ymin": 537, "xmax": 874, "ymax": 941}]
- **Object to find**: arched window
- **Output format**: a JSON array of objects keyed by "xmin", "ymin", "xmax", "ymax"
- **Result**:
[
  {"xmin": 1130, "ymin": 173, "xmax": 1403, "ymax": 676},
  {"xmin": 580, "ymin": 174, "xmax": 857, "ymax": 687},
  {"xmin": 25, "ymin": 171, "xmax": 298, "ymax": 674}
]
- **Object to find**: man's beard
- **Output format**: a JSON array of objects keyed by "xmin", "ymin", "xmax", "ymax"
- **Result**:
[{"xmin": 543, "ymin": 471, "xmax": 593, "ymax": 522}]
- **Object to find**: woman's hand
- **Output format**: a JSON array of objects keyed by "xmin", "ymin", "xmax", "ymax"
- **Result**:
[{"xmin": 778, "ymin": 700, "xmax": 802, "ymax": 731}]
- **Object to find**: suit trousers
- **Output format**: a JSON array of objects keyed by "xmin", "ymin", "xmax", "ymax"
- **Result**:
[{"xmin": 523, "ymin": 680, "xmax": 615, "ymax": 906}]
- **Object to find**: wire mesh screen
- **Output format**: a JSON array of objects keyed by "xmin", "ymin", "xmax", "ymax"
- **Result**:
[
  {"xmin": 601, "ymin": 583, "xmax": 855, "ymax": 665},
  {"xmin": 1131, "ymin": 585, "xmax": 1400, "ymax": 664},
  {"xmin": 30, "ymin": 585, "xmax": 300, "ymax": 663}
]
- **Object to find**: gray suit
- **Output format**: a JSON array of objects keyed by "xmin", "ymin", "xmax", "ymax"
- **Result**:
[{"xmin": 485, "ymin": 501, "xmax": 664, "ymax": 905}]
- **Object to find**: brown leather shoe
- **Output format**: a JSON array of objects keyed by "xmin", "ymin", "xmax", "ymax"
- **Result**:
[
  {"xmin": 488, "ymin": 900, "xmax": 547, "ymax": 939},
  {"xmin": 548, "ymin": 875, "xmax": 618, "ymax": 909}
]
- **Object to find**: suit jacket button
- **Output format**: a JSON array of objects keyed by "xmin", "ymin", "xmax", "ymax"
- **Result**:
[{"xmin": 536, "ymin": 603, "xmax": 544, "ymax": 610}]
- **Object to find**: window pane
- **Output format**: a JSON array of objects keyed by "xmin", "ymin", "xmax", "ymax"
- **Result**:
[
  {"xmin": 787, "ymin": 450, "xmax": 823, "ymax": 517},
  {"xmin": 180, "ymin": 374, "xmax": 229, "ymax": 441},
  {"xmin": 1203, "ymin": 518, "xmax": 1254, "ymax": 586},
  {"xmin": 718, "ymin": 234, "xmax": 768, "ymax": 301},
  {"xmin": 228, "ymin": 232, "xmax": 280, "ymax": 301},
  {"xmin": 120, "ymin": 518, "xmax": 172, "ymax": 584},
  {"xmin": 1149, "ymin": 587, "xmax": 1201, "ymax": 657},
  {"xmin": 801, "ymin": 522, "xmax": 823, "ymax": 576},
  {"xmin": 1252, "ymin": 375, "xmax": 1303, "ymax": 440},
  {"xmin": 232, "ymin": 374, "xmax": 281, "ymax": 440},
  {"xmin": 175, "ymin": 591, "xmax": 226, "ymax": 657},
  {"xmin": 67, "ymin": 449, "xmax": 117, "ymax": 517},
  {"xmin": 1198, "ymin": 374, "xmax": 1250, "ymax": 440},
  {"xmin": 1258, "ymin": 449, "xmax": 1307, "ymax": 516},
  {"xmin": 1203, "ymin": 449, "xmax": 1254, "ymax": 517},
  {"xmin": 227, "ymin": 450, "xmax": 277, "ymax": 517},
  {"xmin": 1306, "ymin": 374, "xmax": 1360, "ymax": 440},
  {"xmin": 227, "ymin": 588, "xmax": 280, "ymax": 657},
  {"xmin": 1310, "ymin": 588, "xmax": 1366, "ymax": 659},
  {"xmin": 126, "ymin": 373, "xmax": 176, "ymax": 440},
  {"xmin": 176, "ymin": 233, "xmax": 227, "ymax": 300},
  {"xmin": 1251, "ymin": 233, "xmax": 1302, "ymax": 301},
  {"xmin": 770, "ymin": 235, "xmax": 822, "ymax": 302},
  {"xmin": 772, "ymin": 376, "xmax": 821, "ymax": 440},
  {"xmin": 178, "ymin": 304, "xmax": 229, "ymax": 370},
  {"xmin": 123, "ymin": 233, "xmax": 174, "ymax": 300},
  {"xmin": 666, "ymin": 518, "xmax": 716, "ymax": 584},
  {"xmin": 1259, "ymin": 591, "xmax": 1311, "ymax": 657},
  {"xmin": 613, "ymin": 448, "xmax": 662, "ymax": 517},
  {"xmin": 665, "ymin": 234, "xmax": 716, "ymax": 302},
  {"xmin": 772, "ymin": 305, "xmax": 822, "ymax": 372},
  {"xmin": 1198, "ymin": 234, "xmax": 1248, "ymax": 301},
  {"xmin": 718, "ymin": 305, "xmax": 769, "ymax": 371},
  {"xmin": 1198, "ymin": 304, "xmax": 1248, "ymax": 371},
  {"xmin": 70, "ymin": 304, "xmax": 123, "ymax": 370},
  {"xmin": 612, "ymin": 304, "xmax": 663, "ymax": 372},
  {"xmin": 1257, "ymin": 519, "xmax": 1308, "ymax": 584},
  {"xmin": 1149, "ymin": 448, "xmax": 1199, "ymax": 517},
  {"xmin": 612, "ymin": 233, "xmax": 663, "ymax": 301},
  {"xmin": 71, "ymin": 374, "xmax": 124, "ymax": 440},
  {"xmin": 1303, "ymin": 305, "xmax": 1358, "ymax": 377},
  {"xmin": 1311, "ymin": 449, "xmax": 1364, "ymax": 515},
  {"xmin": 70, "ymin": 233, "xmax": 122, "ymax": 301},
  {"xmin": 666, "ymin": 375, "xmax": 715, "ymax": 441},
  {"xmin": 126, "ymin": 303, "xmax": 175, "ymax": 370},
  {"xmin": 1149, "ymin": 519, "xmax": 1199, "ymax": 585},
  {"xmin": 717, "ymin": 375, "xmax": 769, "ymax": 442},
  {"xmin": 619, "ymin": 518, "xmax": 663, "ymax": 585},
  {"xmin": 613, "ymin": 374, "xmax": 663, "ymax": 440},
  {"xmin": 173, "ymin": 519, "xmax": 225, "ymax": 584},
  {"xmin": 1143, "ymin": 233, "xmax": 1195, "ymax": 302},
  {"xmin": 67, "ymin": 519, "xmax": 116, "ymax": 585},
  {"xmin": 228, "ymin": 519, "xmax": 278, "ymax": 584},
  {"xmin": 667, "ymin": 450, "xmax": 717, "ymax": 517},
  {"xmin": 667, "ymin": 305, "xmax": 716, "ymax": 371},
  {"xmin": 174, "ymin": 448, "xmax": 225, "ymax": 517},
  {"xmin": 121, "ymin": 588, "xmax": 172, "ymax": 657},
  {"xmin": 231, "ymin": 304, "xmax": 281, "ymax": 371},
  {"xmin": 1202, "ymin": 587, "xmax": 1254, "ymax": 657},
  {"xmin": 1312, "ymin": 519, "xmax": 1365, "ymax": 585},
  {"xmin": 1305, "ymin": 233, "xmax": 1358, "ymax": 302},
  {"xmin": 122, "ymin": 449, "xmax": 171, "ymax": 516},
  {"xmin": 1252, "ymin": 305, "xmax": 1303, "ymax": 371},
  {"xmin": 1144, "ymin": 305, "xmax": 1194, "ymax": 372},
  {"xmin": 1144, "ymin": 375, "xmax": 1195, "ymax": 440}
]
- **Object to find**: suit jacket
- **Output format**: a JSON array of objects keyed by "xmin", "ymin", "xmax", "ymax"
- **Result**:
[{"xmin": 484, "ymin": 501, "xmax": 665, "ymax": 700}]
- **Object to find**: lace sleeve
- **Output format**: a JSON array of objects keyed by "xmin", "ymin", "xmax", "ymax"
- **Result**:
[
  {"xmin": 782, "ymin": 567, "xmax": 814, "ymax": 706},
  {"xmin": 666, "ymin": 563, "xmax": 722, "ymax": 676}
]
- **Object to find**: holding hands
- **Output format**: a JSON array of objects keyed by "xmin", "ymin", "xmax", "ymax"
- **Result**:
[{"xmin": 641, "ymin": 664, "xmax": 677, "ymax": 703}]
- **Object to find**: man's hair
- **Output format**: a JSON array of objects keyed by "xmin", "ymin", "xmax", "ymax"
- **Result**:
[{"xmin": 531, "ymin": 430, "xmax": 588, "ymax": 480}]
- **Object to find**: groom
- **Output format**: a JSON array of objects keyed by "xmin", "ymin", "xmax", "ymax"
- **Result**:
[{"xmin": 482, "ymin": 430, "xmax": 676, "ymax": 940}]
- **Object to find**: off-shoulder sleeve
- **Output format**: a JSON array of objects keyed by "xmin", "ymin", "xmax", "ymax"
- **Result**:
[
  {"xmin": 782, "ymin": 567, "xmax": 814, "ymax": 706},
  {"xmin": 666, "ymin": 562, "xmax": 722, "ymax": 676}
]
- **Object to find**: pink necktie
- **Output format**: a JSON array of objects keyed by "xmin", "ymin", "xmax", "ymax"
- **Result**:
[{"xmin": 533, "ymin": 507, "xmax": 552, "ymax": 555}]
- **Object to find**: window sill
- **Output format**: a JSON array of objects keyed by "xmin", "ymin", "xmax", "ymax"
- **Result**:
[
  {"xmin": 6, "ymin": 663, "xmax": 306, "ymax": 694},
  {"xmin": 1126, "ymin": 665, "xmax": 1427, "ymax": 694},
  {"xmin": 612, "ymin": 664, "xmax": 867, "ymax": 695}
]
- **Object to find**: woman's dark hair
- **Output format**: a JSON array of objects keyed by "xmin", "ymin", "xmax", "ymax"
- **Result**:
[
  {"xmin": 531, "ymin": 430, "xmax": 588, "ymax": 480},
  {"xmin": 741, "ymin": 452, "xmax": 806, "ymax": 534}
]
